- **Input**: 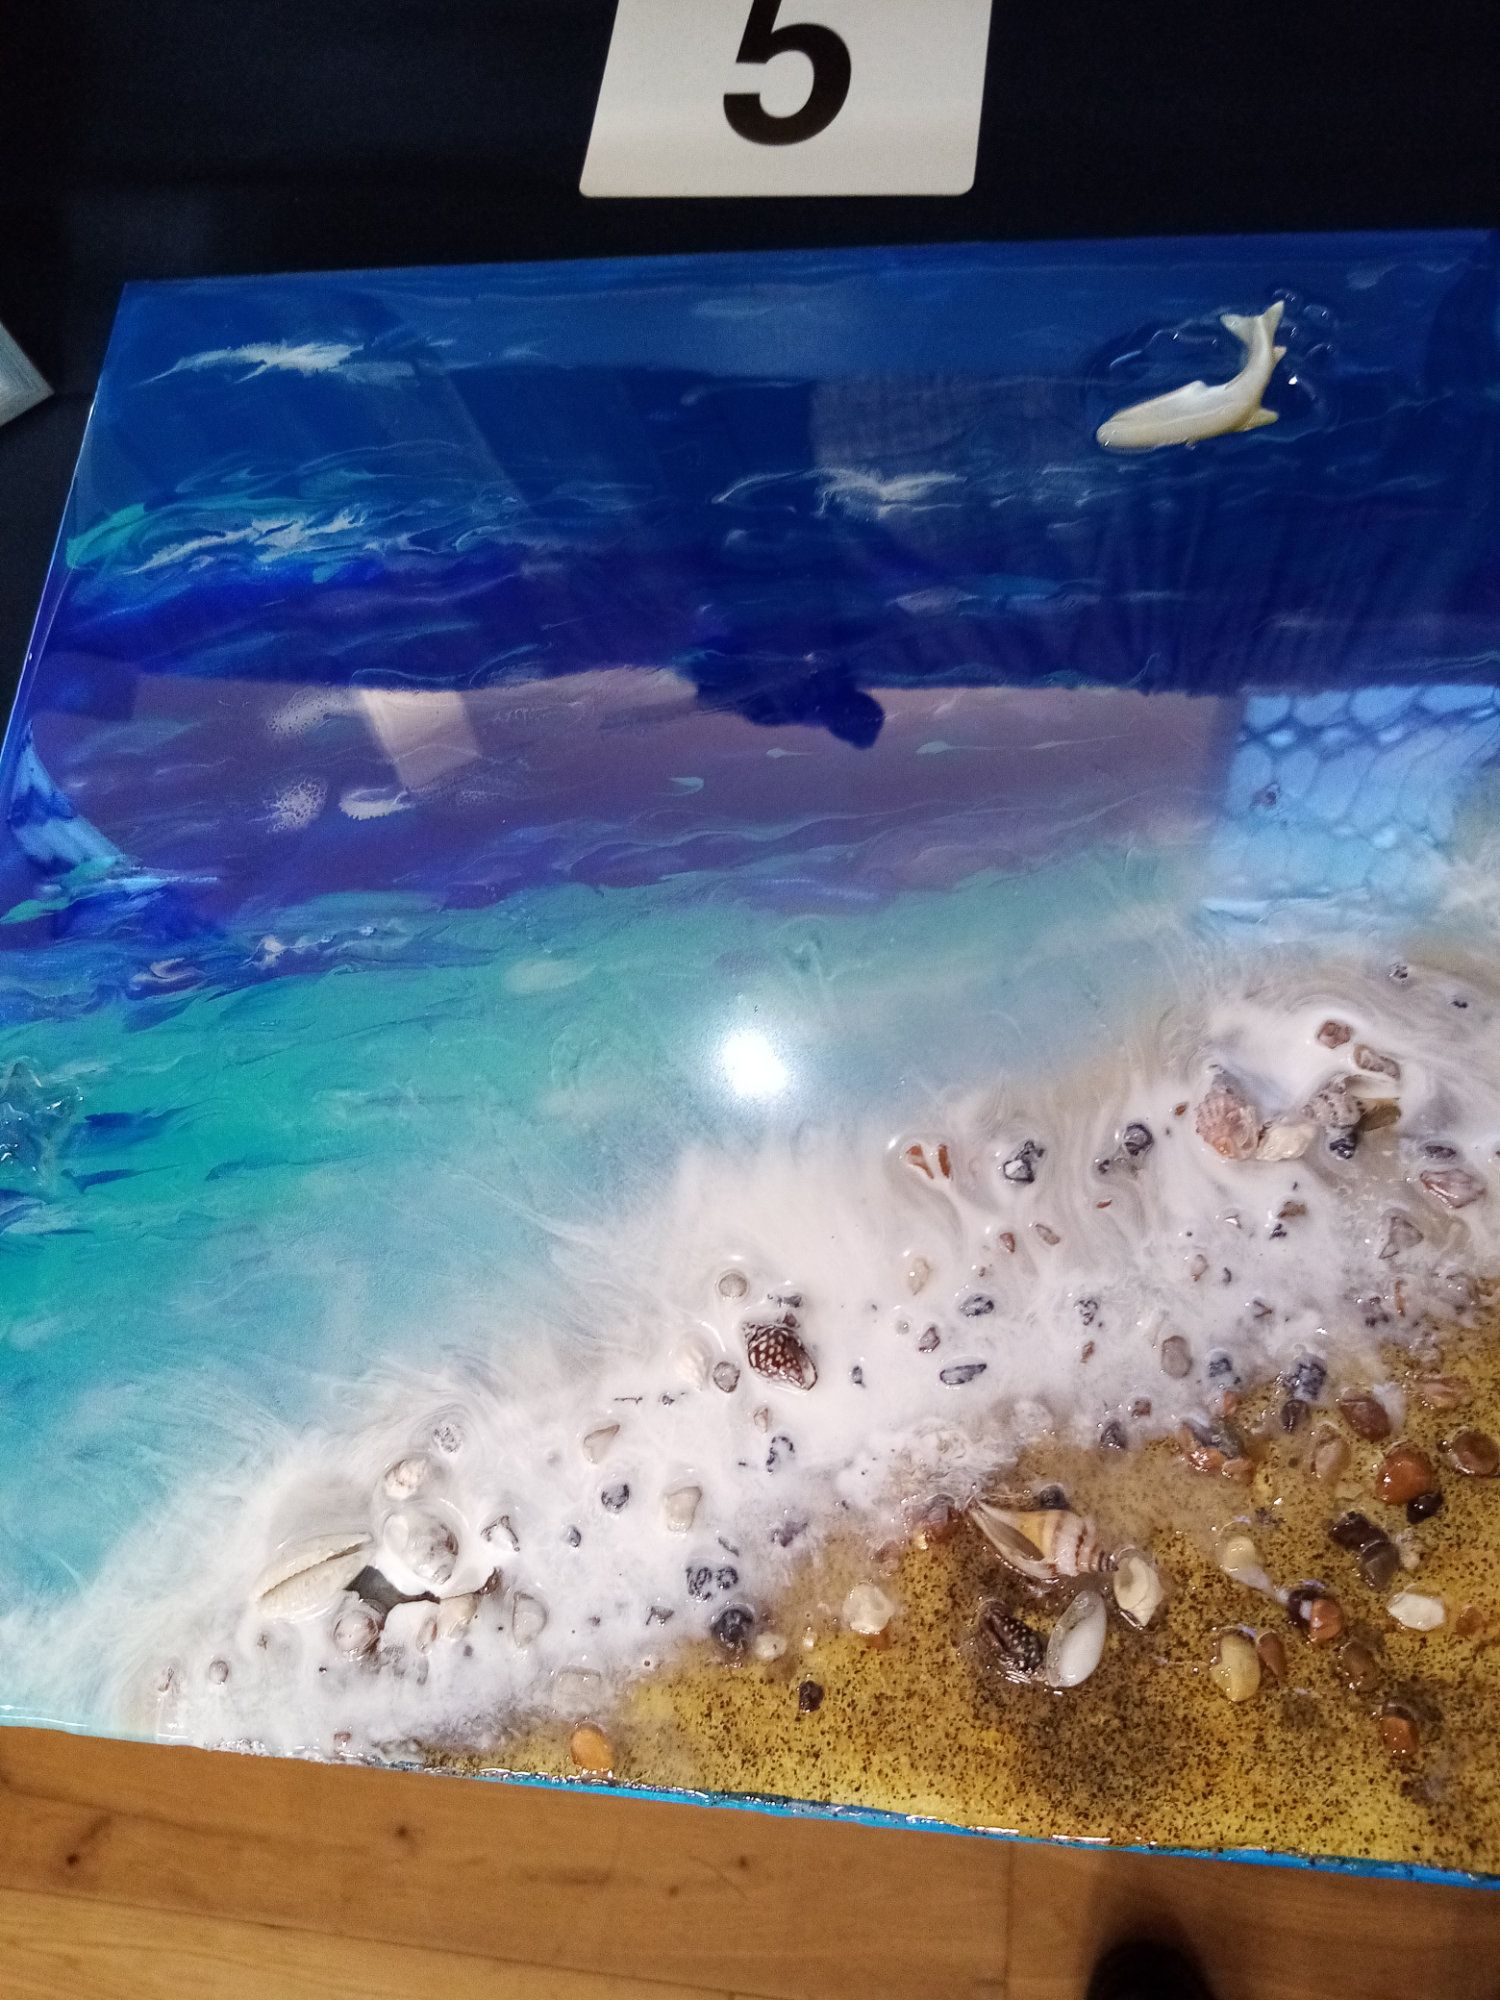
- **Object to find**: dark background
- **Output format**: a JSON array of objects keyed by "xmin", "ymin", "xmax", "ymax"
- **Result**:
[{"xmin": 2, "ymin": 0, "xmax": 1499, "ymax": 709}]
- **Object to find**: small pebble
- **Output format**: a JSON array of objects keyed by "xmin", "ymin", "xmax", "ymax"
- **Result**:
[
  {"xmin": 904, "ymin": 1140, "xmax": 953, "ymax": 1180},
  {"xmin": 1099, "ymin": 1419, "xmax": 1128, "ymax": 1451},
  {"xmin": 511, "ymin": 1594, "xmax": 547, "ymax": 1648},
  {"xmin": 717, "ymin": 1269, "xmax": 749, "ymax": 1299},
  {"xmin": 1456, "ymin": 1604, "xmax": 1487, "ymax": 1639},
  {"xmin": 1419, "ymin": 1166, "xmax": 1486, "ymax": 1210},
  {"xmin": 207, "ymin": 1658, "xmax": 231, "ymax": 1686},
  {"xmin": 959, "ymin": 1294, "xmax": 995, "ymax": 1318},
  {"xmin": 1406, "ymin": 1490, "xmax": 1444, "ymax": 1524},
  {"xmin": 712, "ymin": 1361, "xmax": 741, "ymax": 1393},
  {"xmin": 1388, "ymin": 1590, "xmax": 1445, "ymax": 1632},
  {"xmin": 333, "ymin": 1605, "xmax": 382, "ymax": 1660},
  {"xmin": 797, "ymin": 1679, "xmax": 824, "ymax": 1714},
  {"xmin": 1286, "ymin": 1585, "xmax": 1342, "ymax": 1644},
  {"xmin": 1378, "ymin": 1213, "xmax": 1423, "ymax": 1261},
  {"xmin": 1280, "ymin": 1397, "xmax": 1309, "ymax": 1433},
  {"xmin": 662, "ymin": 1485, "xmax": 701, "ymax": 1534},
  {"xmin": 1375, "ymin": 1444, "xmax": 1437, "ymax": 1506},
  {"xmin": 1379, "ymin": 1708, "xmax": 1421, "ymax": 1765},
  {"xmin": 843, "ymin": 1583, "xmax": 896, "ymax": 1637},
  {"xmin": 1316, "ymin": 1019, "xmax": 1352, "ymax": 1048},
  {"xmin": 1414, "ymin": 1375, "xmax": 1472, "ymax": 1412},
  {"xmin": 1445, "ymin": 1428, "xmax": 1500, "ymax": 1478},
  {"xmin": 382, "ymin": 1457, "xmax": 432, "ymax": 1502},
  {"xmin": 1121, "ymin": 1122, "xmax": 1154, "ymax": 1158},
  {"xmin": 1033, "ymin": 1223, "xmax": 1060, "ymax": 1246},
  {"xmin": 906, "ymin": 1257, "xmax": 933, "ymax": 1295},
  {"xmin": 600, "ymin": 1483, "xmax": 630, "ymax": 1513},
  {"xmin": 583, "ymin": 1424, "xmax": 620, "ymax": 1463},
  {"xmin": 568, "ymin": 1724, "xmax": 614, "ymax": 1775},
  {"xmin": 1311, "ymin": 1428, "xmax": 1351, "ymax": 1482},
  {"xmin": 1339, "ymin": 1639, "xmax": 1381, "ymax": 1693},
  {"xmin": 917, "ymin": 1327, "xmax": 941, "ymax": 1353},
  {"xmin": 1257, "ymin": 1117, "xmax": 1317, "ymax": 1163},
  {"xmin": 1355, "ymin": 1045, "xmax": 1401, "ymax": 1079},
  {"xmin": 1159, "ymin": 1335, "xmax": 1193, "ymax": 1380},
  {"xmin": 1209, "ymin": 1630, "xmax": 1261, "ymax": 1703},
  {"xmin": 1256, "ymin": 1632, "xmax": 1288, "ymax": 1681},
  {"xmin": 939, "ymin": 1362, "xmax": 988, "ymax": 1386},
  {"xmin": 752, "ymin": 1632, "xmax": 787, "ymax": 1662},
  {"xmin": 1338, "ymin": 1392, "xmax": 1392, "ymax": 1442}
]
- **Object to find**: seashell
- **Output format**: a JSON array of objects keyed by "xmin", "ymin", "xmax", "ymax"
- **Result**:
[
  {"xmin": 751, "ymin": 1631, "xmax": 787, "ymax": 1662},
  {"xmin": 1210, "ymin": 1629, "xmax": 1261, "ymax": 1703},
  {"xmin": 332, "ymin": 1602, "xmax": 382, "ymax": 1659},
  {"xmin": 968, "ymin": 1502, "xmax": 1103, "ymax": 1583},
  {"xmin": 1002, "ymin": 1139, "xmax": 1045, "ymax": 1185},
  {"xmin": 1194, "ymin": 1073, "xmax": 1260, "ymax": 1159},
  {"xmin": 1355, "ymin": 1044, "xmax": 1400, "ymax": 1080},
  {"xmin": 1042, "ymin": 1588, "xmax": 1107, "ymax": 1690},
  {"xmin": 674, "ymin": 1336, "xmax": 713, "ymax": 1388},
  {"xmin": 1418, "ymin": 1166, "xmax": 1485, "ymax": 1210},
  {"xmin": 1111, "ymin": 1548, "xmax": 1167, "ymax": 1629},
  {"xmin": 903, "ymin": 1139, "xmax": 953, "ymax": 1181},
  {"xmin": 553, "ymin": 1668, "xmax": 604, "ymax": 1716},
  {"xmin": 511, "ymin": 1593, "xmax": 547, "ymax": 1648},
  {"xmin": 661, "ymin": 1485, "xmax": 701, "ymax": 1534},
  {"xmin": 254, "ymin": 1533, "xmax": 373, "ymax": 1621},
  {"xmin": 1256, "ymin": 1116, "xmax": 1317, "ymax": 1163},
  {"xmin": 1306, "ymin": 1076, "xmax": 1362, "ymax": 1131},
  {"xmin": 744, "ymin": 1317, "xmax": 817, "ymax": 1390},
  {"xmin": 978, "ymin": 1603, "xmax": 1045, "ymax": 1680},
  {"xmin": 433, "ymin": 1591, "xmax": 480, "ymax": 1642},
  {"xmin": 429, "ymin": 1411, "xmax": 466, "ymax": 1457},
  {"xmin": 382, "ymin": 1600, "xmax": 439, "ymax": 1656},
  {"xmin": 1388, "ymin": 1590, "xmax": 1445, "ymax": 1631},
  {"xmin": 583, "ymin": 1423, "xmax": 620, "ymax": 1463},
  {"xmin": 482, "ymin": 1513, "xmax": 521, "ymax": 1552},
  {"xmin": 1217, "ymin": 1531, "xmax": 1273, "ymax": 1596},
  {"xmin": 382, "ymin": 1457, "xmax": 433, "ymax": 1502},
  {"xmin": 382, "ymin": 1508, "xmax": 459, "ymax": 1589},
  {"xmin": 843, "ymin": 1584, "xmax": 896, "ymax": 1637},
  {"xmin": 716, "ymin": 1269, "xmax": 749, "ymax": 1300}
]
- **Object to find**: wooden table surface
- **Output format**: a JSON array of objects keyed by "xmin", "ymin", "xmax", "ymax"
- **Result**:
[{"xmin": 2, "ymin": 1726, "xmax": 1498, "ymax": 1998}]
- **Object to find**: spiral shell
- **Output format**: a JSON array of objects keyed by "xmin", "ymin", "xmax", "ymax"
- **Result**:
[{"xmin": 968, "ymin": 1502, "xmax": 1104, "ymax": 1583}]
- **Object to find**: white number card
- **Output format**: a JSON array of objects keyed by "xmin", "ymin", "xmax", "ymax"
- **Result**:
[{"xmin": 582, "ymin": 0, "xmax": 993, "ymax": 198}]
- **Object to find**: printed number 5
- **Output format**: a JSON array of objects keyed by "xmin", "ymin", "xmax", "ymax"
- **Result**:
[{"xmin": 723, "ymin": 0, "xmax": 852, "ymax": 147}]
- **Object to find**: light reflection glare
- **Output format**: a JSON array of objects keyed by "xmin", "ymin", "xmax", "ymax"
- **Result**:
[{"xmin": 720, "ymin": 1029, "xmax": 789, "ymax": 1100}]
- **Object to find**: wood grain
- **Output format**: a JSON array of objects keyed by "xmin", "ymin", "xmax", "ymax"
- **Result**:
[
  {"xmin": 0, "ymin": 1885, "xmax": 733, "ymax": 2000},
  {"xmin": 1007, "ymin": 1842, "xmax": 1500, "ymax": 1999},
  {"xmin": 0, "ymin": 1729, "xmax": 1007, "ymax": 2000}
]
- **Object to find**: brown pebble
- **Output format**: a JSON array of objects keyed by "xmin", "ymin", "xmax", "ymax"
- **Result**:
[
  {"xmin": 1317, "ymin": 1019, "xmax": 1352, "ymax": 1049},
  {"xmin": 998, "ymin": 1231, "xmax": 1017, "ymax": 1254},
  {"xmin": 1280, "ymin": 1397, "xmax": 1309, "ymax": 1433},
  {"xmin": 1221, "ymin": 1457, "xmax": 1255, "ymax": 1484},
  {"xmin": 1361, "ymin": 1099, "xmax": 1401, "ymax": 1132},
  {"xmin": 1032, "ymin": 1222, "xmax": 1060, "ymax": 1246},
  {"xmin": 1340, "ymin": 1639, "xmax": 1381, "ymax": 1693},
  {"xmin": 909, "ymin": 1497, "xmax": 959, "ymax": 1549},
  {"xmin": 1445, "ymin": 1428, "xmax": 1500, "ymax": 1478},
  {"xmin": 1414, "ymin": 1375, "xmax": 1472, "ymax": 1412},
  {"xmin": 1080, "ymin": 1341, "xmax": 1096, "ymax": 1363},
  {"xmin": 1130, "ymin": 1397, "xmax": 1152, "ymax": 1419},
  {"xmin": 1456, "ymin": 1604, "xmax": 1488, "ymax": 1639},
  {"xmin": 797, "ymin": 1679, "xmax": 824, "ymax": 1714},
  {"xmin": 1406, "ymin": 1490, "xmax": 1444, "ymax": 1524},
  {"xmin": 1278, "ymin": 1200, "xmax": 1308, "ymax": 1220},
  {"xmin": 1379, "ymin": 1706, "xmax": 1420, "ymax": 1766},
  {"xmin": 1159, "ymin": 1335, "xmax": 1193, "ymax": 1380},
  {"xmin": 1375, "ymin": 1444, "xmax": 1437, "ymax": 1506},
  {"xmin": 1339, "ymin": 1392, "xmax": 1392, "ymax": 1442},
  {"xmin": 917, "ymin": 1327, "xmax": 940, "ymax": 1353},
  {"xmin": 569, "ymin": 1724, "xmax": 614, "ymax": 1775},
  {"xmin": 1306, "ymin": 1597, "xmax": 1345, "ymax": 1645},
  {"xmin": 712, "ymin": 1361, "xmax": 740, "ymax": 1393},
  {"xmin": 1256, "ymin": 1632, "xmax": 1288, "ymax": 1681},
  {"xmin": 1310, "ymin": 1427, "xmax": 1351, "ymax": 1483}
]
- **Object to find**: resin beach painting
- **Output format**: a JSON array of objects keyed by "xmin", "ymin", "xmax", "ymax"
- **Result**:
[{"xmin": 6, "ymin": 235, "xmax": 1500, "ymax": 1880}]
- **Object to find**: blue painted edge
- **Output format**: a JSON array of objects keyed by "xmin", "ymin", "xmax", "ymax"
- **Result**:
[{"xmin": 11, "ymin": 1714, "xmax": 1492, "ymax": 1890}]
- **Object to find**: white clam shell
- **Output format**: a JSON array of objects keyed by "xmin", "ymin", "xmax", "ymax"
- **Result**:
[
  {"xmin": 433, "ymin": 1592, "xmax": 480, "ymax": 1642},
  {"xmin": 582, "ymin": 1424, "xmax": 620, "ymax": 1463},
  {"xmin": 1256, "ymin": 1117, "xmax": 1317, "ymax": 1163},
  {"xmin": 253, "ymin": 1533, "xmax": 371, "ymax": 1621},
  {"xmin": 1111, "ymin": 1548, "xmax": 1167, "ymax": 1629},
  {"xmin": 1043, "ymin": 1588, "xmax": 1107, "ymax": 1690},
  {"xmin": 662, "ymin": 1484, "xmax": 701, "ymax": 1534},
  {"xmin": 1388, "ymin": 1590, "xmax": 1446, "ymax": 1631},
  {"xmin": 512, "ymin": 1593, "xmax": 548, "ymax": 1649},
  {"xmin": 843, "ymin": 1583, "xmax": 896, "ymax": 1636}
]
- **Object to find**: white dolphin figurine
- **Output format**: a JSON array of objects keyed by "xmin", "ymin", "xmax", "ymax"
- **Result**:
[{"xmin": 1096, "ymin": 300, "xmax": 1287, "ymax": 451}]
